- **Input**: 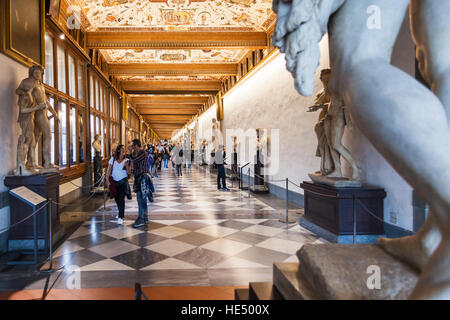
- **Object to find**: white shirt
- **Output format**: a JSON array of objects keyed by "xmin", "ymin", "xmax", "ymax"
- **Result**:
[{"xmin": 108, "ymin": 157, "xmax": 128, "ymax": 182}]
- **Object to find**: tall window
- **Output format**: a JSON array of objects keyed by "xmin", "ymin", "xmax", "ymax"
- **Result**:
[
  {"xmin": 48, "ymin": 98, "xmax": 56, "ymax": 164},
  {"xmin": 57, "ymin": 44, "xmax": 66, "ymax": 93},
  {"xmin": 78, "ymin": 63, "xmax": 84, "ymax": 102},
  {"xmin": 59, "ymin": 101, "xmax": 67, "ymax": 166},
  {"xmin": 44, "ymin": 34, "xmax": 54, "ymax": 87},
  {"xmin": 68, "ymin": 55, "xmax": 76, "ymax": 98},
  {"xmin": 70, "ymin": 106, "xmax": 76, "ymax": 165},
  {"xmin": 43, "ymin": 32, "xmax": 88, "ymax": 174},
  {"xmin": 90, "ymin": 113, "xmax": 95, "ymax": 160}
]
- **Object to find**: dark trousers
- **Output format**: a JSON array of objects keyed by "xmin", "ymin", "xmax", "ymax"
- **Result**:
[
  {"xmin": 176, "ymin": 164, "xmax": 182, "ymax": 176},
  {"xmin": 217, "ymin": 164, "xmax": 226, "ymax": 189},
  {"xmin": 114, "ymin": 179, "xmax": 127, "ymax": 219}
]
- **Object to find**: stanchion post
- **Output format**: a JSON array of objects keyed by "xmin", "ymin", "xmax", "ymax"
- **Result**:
[
  {"xmin": 353, "ymin": 194, "xmax": 356, "ymax": 244},
  {"xmin": 286, "ymin": 178, "xmax": 289, "ymax": 228},
  {"xmin": 248, "ymin": 168, "xmax": 251, "ymax": 198},
  {"xmin": 48, "ymin": 199, "xmax": 53, "ymax": 270}
]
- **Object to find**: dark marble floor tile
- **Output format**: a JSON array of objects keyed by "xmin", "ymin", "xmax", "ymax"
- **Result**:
[
  {"xmin": 171, "ymin": 221, "xmax": 210, "ymax": 231},
  {"xmin": 68, "ymin": 233, "xmax": 117, "ymax": 249},
  {"xmin": 174, "ymin": 248, "xmax": 227, "ymax": 269},
  {"xmin": 50, "ymin": 249, "xmax": 106, "ymax": 269},
  {"xmin": 172, "ymin": 232, "xmax": 217, "ymax": 246},
  {"xmin": 274, "ymin": 230, "xmax": 318, "ymax": 243},
  {"xmin": 146, "ymin": 221, "xmax": 169, "ymax": 230},
  {"xmin": 224, "ymin": 231, "xmax": 270, "ymax": 245},
  {"xmin": 259, "ymin": 219, "xmax": 289, "ymax": 228},
  {"xmin": 235, "ymin": 247, "xmax": 291, "ymax": 266},
  {"xmin": 137, "ymin": 270, "xmax": 210, "ymax": 287},
  {"xmin": 121, "ymin": 233, "xmax": 168, "ymax": 247},
  {"xmin": 217, "ymin": 220, "xmax": 254, "ymax": 230},
  {"xmin": 111, "ymin": 248, "xmax": 168, "ymax": 270}
]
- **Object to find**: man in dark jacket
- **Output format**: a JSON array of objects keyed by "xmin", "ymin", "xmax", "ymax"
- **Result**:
[
  {"xmin": 215, "ymin": 145, "xmax": 229, "ymax": 191},
  {"xmin": 130, "ymin": 139, "xmax": 149, "ymax": 228}
]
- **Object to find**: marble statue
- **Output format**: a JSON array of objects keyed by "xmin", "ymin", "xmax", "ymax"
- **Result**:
[
  {"xmin": 308, "ymin": 68, "xmax": 359, "ymax": 184},
  {"xmin": 273, "ymin": 0, "xmax": 450, "ymax": 299},
  {"xmin": 15, "ymin": 66, "xmax": 58, "ymax": 174},
  {"xmin": 211, "ymin": 118, "xmax": 221, "ymax": 152},
  {"xmin": 15, "ymin": 85, "xmax": 43, "ymax": 175}
]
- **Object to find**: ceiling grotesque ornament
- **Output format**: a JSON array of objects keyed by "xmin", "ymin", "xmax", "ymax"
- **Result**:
[{"xmin": 79, "ymin": 0, "xmax": 274, "ymax": 31}]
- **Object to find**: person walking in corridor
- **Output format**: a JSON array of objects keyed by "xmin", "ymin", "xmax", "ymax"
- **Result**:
[
  {"xmin": 130, "ymin": 139, "xmax": 149, "ymax": 228},
  {"xmin": 215, "ymin": 145, "xmax": 229, "ymax": 191},
  {"xmin": 106, "ymin": 144, "xmax": 130, "ymax": 225}
]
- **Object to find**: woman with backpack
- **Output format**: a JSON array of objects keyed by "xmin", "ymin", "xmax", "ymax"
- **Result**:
[{"xmin": 106, "ymin": 144, "xmax": 130, "ymax": 225}]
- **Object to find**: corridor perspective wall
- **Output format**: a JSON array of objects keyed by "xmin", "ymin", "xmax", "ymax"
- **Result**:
[
  {"xmin": 197, "ymin": 16, "xmax": 417, "ymax": 231},
  {"xmin": 0, "ymin": 54, "xmax": 28, "ymax": 253}
]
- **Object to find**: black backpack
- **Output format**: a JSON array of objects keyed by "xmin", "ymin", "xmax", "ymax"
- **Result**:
[{"xmin": 179, "ymin": 149, "xmax": 183, "ymax": 157}]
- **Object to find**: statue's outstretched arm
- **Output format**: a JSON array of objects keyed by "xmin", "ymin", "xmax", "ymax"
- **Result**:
[{"xmin": 272, "ymin": 0, "xmax": 345, "ymax": 96}]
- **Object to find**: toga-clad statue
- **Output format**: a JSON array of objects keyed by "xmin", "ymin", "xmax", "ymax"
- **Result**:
[
  {"xmin": 273, "ymin": 0, "xmax": 450, "ymax": 299},
  {"xmin": 308, "ymin": 68, "xmax": 359, "ymax": 182},
  {"xmin": 15, "ymin": 65, "xmax": 58, "ymax": 175}
]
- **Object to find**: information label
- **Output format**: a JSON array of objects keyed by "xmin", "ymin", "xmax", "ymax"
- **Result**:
[{"xmin": 9, "ymin": 186, "xmax": 46, "ymax": 207}]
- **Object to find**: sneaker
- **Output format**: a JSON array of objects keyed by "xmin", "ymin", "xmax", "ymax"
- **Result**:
[
  {"xmin": 117, "ymin": 218, "xmax": 123, "ymax": 225},
  {"xmin": 222, "ymin": 187, "xmax": 231, "ymax": 192},
  {"xmin": 132, "ymin": 220, "xmax": 145, "ymax": 228}
]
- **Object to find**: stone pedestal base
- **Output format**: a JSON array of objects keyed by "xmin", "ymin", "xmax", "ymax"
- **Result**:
[
  {"xmin": 4, "ymin": 173, "xmax": 62, "ymax": 251},
  {"xmin": 293, "ymin": 244, "xmax": 418, "ymax": 299},
  {"xmin": 250, "ymin": 184, "xmax": 269, "ymax": 193},
  {"xmin": 301, "ymin": 181, "xmax": 386, "ymax": 242}
]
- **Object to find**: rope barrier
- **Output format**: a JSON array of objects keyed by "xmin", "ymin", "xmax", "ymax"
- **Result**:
[
  {"xmin": 356, "ymin": 199, "xmax": 416, "ymax": 234},
  {"xmin": 68, "ymin": 173, "xmax": 106, "ymax": 189}
]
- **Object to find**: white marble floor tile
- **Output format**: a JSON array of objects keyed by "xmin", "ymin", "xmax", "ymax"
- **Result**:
[
  {"xmin": 80, "ymin": 259, "xmax": 135, "ymax": 271},
  {"xmin": 146, "ymin": 239, "xmax": 195, "ymax": 257},
  {"xmin": 149, "ymin": 226, "xmax": 191, "ymax": 238},
  {"xmin": 242, "ymin": 225, "xmax": 284, "ymax": 237},
  {"xmin": 209, "ymin": 257, "xmax": 268, "ymax": 269},
  {"xmin": 196, "ymin": 225, "xmax": 239, "ymax": 238},
  {"xmin": 256, "ymin": 238, "xmax": 303, "ymax": 255},
  {"xmin": 201, "ymin": 238, "xmax": 251, "ymax": 256},
  {"xmin": 88, "ymin": 240, "xmax": 140, "ymax": 258},
  {"xmin": 68, "ymin": 227, "xmax": 93, "ymax": 240},
  {"xmin": 100, "ymin": 227, "xmax": 144, "ymax": 239},
  {"xmin": 140, "ymin": 258, "xmax": 201, "ymax": 270}
]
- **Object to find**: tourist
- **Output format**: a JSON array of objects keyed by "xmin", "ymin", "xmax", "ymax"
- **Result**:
[
  {"xmin": 129, "ymin": 139, "xmax": 150, "ymax": 228},
  {"xmin": 215, "ymin": 145, "xmax": 229, "ymax": 191},
  {"xmin": 105, "ymin": 144, "xmax": 130, "ymax": 225}
]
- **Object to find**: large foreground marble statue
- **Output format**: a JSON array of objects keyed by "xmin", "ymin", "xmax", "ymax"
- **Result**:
[
  {"xmin": 15, "ymin": 66, "xmax": 58, "ymax": 175},
  {"xmin": 273, "ymin": 0, "xmax": 449, "ymax": 299}
]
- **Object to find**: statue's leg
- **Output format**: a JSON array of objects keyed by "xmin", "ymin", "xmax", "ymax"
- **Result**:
[
  {"xmin": 36, "ymin": 112, "xmax": 52, "ymax": 168},
  {"xmin": 324, "ymin": 116, "xmax": 342, "ymax": 177},
  {"xmin": 328, "ymin": 110, "xmax": 359, "ymax": 180},
  {"xmin": 330, "ymin": 0, "xmax": 450, "ymax": 297}
]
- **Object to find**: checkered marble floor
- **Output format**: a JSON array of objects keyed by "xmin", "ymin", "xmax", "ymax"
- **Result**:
[
  {"xmin": 100, "ymin": 167, "xmax": 276, "ymax": 214},
  {"xmin": 42, "ymin": 166, "xmax": 327, "ymax": 288}
]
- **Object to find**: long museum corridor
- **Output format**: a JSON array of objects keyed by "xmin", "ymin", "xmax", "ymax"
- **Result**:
[{"xmin": 1, "ymin": 0, "xmax": 449, "ymax": 303}]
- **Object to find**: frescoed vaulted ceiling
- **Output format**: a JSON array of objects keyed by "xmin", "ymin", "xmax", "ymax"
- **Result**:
[
  {"xmin": 75, "ymin": 0, "xmax": 275, "ymax": 32},
  {"xmin": 62, "ymin": 0, "xmax": 276, "ymax": 138}
]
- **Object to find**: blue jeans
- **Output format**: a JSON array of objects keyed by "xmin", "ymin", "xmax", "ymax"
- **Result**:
[
  {"xmin": 163, "ymin": 157, "xmax": 168, "ymax": 168},
  {"xmin": 136, "ymin": 191, "xmax": 148, "ymax": 222},
  {"xmin": 217, "ymin": 164, "xmax": 226, "ymax": 189}
]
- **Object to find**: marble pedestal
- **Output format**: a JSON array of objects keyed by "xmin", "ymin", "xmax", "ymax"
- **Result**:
[
  {"xmin": 300, "ymin": 182, "xmax": 386, "ymax": 244},
  {"xmin": 4, "ymin": 173, "xmax": 64, "ymax": 250}
]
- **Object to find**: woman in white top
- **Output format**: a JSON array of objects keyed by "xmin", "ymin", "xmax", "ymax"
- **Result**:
[{"xmin": 106, "ymin": 144, "xmax": 130, "ymax": 224}]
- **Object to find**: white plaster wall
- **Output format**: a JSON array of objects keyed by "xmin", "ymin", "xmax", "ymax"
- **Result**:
[
  {"xmin": 195, "ymin": 19, "xmax": 416, "ymax": 231},
  {"xmin": 0, "ymin": 54, "xmax": 28, "ymax": 252},
  {"xmin": 60, "ymin": 178, "xmax": 82, "ymax": 197}
]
